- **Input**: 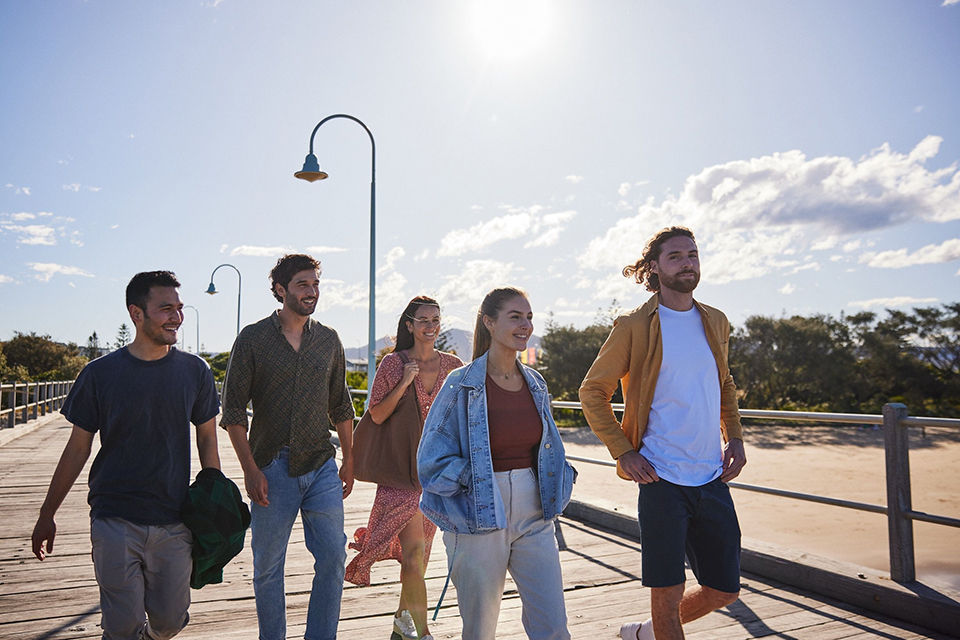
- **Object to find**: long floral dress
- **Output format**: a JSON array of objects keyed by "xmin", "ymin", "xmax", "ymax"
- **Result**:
[{"xmin": 344, "ymin": 350, "xmax": 464, "ymax": 586}]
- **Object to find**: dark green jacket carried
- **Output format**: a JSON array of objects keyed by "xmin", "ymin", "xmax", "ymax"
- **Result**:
[{"xmin": 181, "ymin": 467, "xmax": 251, "ymax": 589}]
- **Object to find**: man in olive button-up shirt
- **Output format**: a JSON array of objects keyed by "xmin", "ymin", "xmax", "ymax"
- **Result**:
[{"xmin": 221, "ymin": 254, "xmax": 356, "ymax": 640}]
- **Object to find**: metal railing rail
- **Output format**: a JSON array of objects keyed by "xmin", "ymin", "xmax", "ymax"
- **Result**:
[
  {"xmin": 215, "ymin": 384, "xmax": 959, "ymax": 583},
  {"xmin": 0, "ymin": 380, "xmax": 75, "ymax": 429},
  {"xmin": 555, "ymin": 399, "xmax": 959, "ymax": 583}
]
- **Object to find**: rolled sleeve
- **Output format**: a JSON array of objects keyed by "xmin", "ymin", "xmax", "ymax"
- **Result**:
[
  {"xmin": 327, "ymin": 343, "xmax": 356, "ymax": 425},
  {"xmin": 219, "ymin": 336, "xmax": 252, "ymax": 429}
]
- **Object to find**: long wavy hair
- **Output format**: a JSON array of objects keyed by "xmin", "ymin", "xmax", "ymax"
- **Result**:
[
  {"xmin": 472, "ymin": 287, "xmax": 528, "ymax": 361},
  {"xmin": 393, "ymin": 295, "xmax": 441, "ymax": 352},
  {"xmin": 621, "ymin": 226, "xmax": 695, "ymax": 292}
]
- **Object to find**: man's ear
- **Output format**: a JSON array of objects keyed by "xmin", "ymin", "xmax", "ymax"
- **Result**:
[
  {"xmin": 274, "ymin": 283, "xmax": 286, "ymax": 303},
  {"xmin": 128, "ymin": 304, "xmax": 143, "ymax": 325}
]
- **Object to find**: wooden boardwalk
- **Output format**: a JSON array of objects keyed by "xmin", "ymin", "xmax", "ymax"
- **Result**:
[{"xmin": 1, "ymin": 416, "xmax": 952, "ymax": 640}]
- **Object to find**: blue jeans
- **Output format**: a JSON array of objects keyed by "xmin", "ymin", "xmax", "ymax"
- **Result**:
[{"xmin": 251, "ymin": 450, "xmax": 346, "ymax": 640}]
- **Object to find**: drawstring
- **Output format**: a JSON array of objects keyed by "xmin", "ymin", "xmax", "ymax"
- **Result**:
[{"xmin": 432, "ymin": 533, "xmax": 457, "ymax": 621}]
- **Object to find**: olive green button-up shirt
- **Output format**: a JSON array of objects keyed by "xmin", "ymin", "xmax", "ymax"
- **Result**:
[{"xmin": 220, "ymin": 312, "xmax": 356, "ymax": 476}]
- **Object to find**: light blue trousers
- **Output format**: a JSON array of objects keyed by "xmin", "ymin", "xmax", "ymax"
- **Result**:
[{"xmin": 250, "ymin": 451, "xmax": 346, "ymax": 640}]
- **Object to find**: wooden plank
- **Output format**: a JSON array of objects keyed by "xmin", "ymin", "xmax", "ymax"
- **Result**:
[{"xmin": 2, "ymin": 416, "xmax": 954, "ymax": 640}]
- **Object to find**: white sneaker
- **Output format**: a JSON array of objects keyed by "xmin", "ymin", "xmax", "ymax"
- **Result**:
[
  {"xmin": 393, "ymin": 610, "xmax": 418, "ymax": 640},
  {"xmin": 619, "ymin": 620, "xmax": 654, "ymax": 640}
]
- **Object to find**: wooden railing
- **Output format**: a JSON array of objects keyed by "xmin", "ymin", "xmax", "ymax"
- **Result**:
[{"xmin": 0, "ymin": 380, "xmax": 75, "ymax": 429}]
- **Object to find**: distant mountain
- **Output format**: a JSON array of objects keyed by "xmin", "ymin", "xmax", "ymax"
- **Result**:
[{"xmin": 345, "ymin": 327, "xmax": 540, "ymax": 362}]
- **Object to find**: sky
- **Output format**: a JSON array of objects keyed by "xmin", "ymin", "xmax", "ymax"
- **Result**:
[{"xmin": 1, "ymin": 0, "xmax": 959, "ymax": 355}]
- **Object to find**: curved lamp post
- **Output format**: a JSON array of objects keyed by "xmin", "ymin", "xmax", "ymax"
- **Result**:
[
  {"xmin": 183, "ymin": 304, "xmax": 200, "ymax": 354},
  {"xmin": 295, "ymin": 113, "xmax": 376, "ymax": 391},
  {"xmin": 206, "ymin": 263, "xmax": 242, "ymax": 336}
]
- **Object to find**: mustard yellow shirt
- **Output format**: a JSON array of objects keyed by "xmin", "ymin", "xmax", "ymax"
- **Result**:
[{"xmin": 578, "ymin": 294, "xmax": 743, "ymax": 480}]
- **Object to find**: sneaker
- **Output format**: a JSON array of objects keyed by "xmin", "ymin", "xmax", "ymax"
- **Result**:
[
  {"xmin": 619, "ymin": 620, "xmax": 653, "ymax": 640},
  {"xmin": 393, "ymin": 610, "xmax": 418, "ymax": 640}
]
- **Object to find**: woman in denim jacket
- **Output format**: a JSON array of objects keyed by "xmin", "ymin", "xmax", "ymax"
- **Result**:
[{"xmin": 418, "ymin": 287, "xmax": 576, "ymax": 640}]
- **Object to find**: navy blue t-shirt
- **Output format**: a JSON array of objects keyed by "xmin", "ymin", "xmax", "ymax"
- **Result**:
[{"xmin": 62, "ymin": 347, "xmax": 220, "ymax": 525}]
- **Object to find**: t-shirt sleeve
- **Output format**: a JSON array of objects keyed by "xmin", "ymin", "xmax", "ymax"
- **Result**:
[
  {"xmin": 60, "ymin": 363, "xmax": 100, "ymax": 433},
  {"xmin": 369, "ymin": 353, "xmax": 403, "ymax": 406},
  {"xmin": 192, "ymin": 360, "xmax": 221, "ymax": 426}
]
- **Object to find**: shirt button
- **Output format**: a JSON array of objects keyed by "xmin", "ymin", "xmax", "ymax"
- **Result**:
[{"xmin": 544, "ymin": 443, "xmax": 551, "ymax": 449}]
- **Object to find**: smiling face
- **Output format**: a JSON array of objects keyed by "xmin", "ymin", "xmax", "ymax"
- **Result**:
[
  {"xmin": 483, "ymin": 295, "xmax": 533, "ymax": 353},
  {"xmin": 277, "ymin": 268, "xmax": 320, "ymax": 317},
  {"xmin": 652, "ymin": 235, "xmax": 701, "ymax": 294},
  {"xmin": 405, "ymin": 304, "xmax": 441, "ymax": 346},
  {"xmin": 132, "ymin": 286, "xmax": 183, "ymax": 347}
]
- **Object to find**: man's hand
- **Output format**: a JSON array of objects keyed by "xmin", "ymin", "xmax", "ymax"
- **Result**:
[
  {"xmin": 618, "ymin": 450, "xmax": 659, "ymax": 484},
  {"xmin": 720, "ymin": 438, "xmax": 747, "ymax": 482},
  {"xmin": 339, "ymin": 455, "xmax": 354, "ymax": 499},
  {"xmin": 244, "ymin": 467, "xmax": 270, "ymax": 507},
  {"xmin": 31, "ymin": 515, "xmax": 56, "ymax": 561}
]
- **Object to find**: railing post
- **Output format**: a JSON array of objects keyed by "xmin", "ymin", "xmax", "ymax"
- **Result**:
[
  {"xmin": 883, "ymin": 402, "xmax": 914, "ymax": 583},
  {"xmin": 6, "ymin": 383, "xmax": 14, "ymax": 428}
]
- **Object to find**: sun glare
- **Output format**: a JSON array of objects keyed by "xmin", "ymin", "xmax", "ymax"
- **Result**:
[{"xmin": 469, "ymin": 0, "xmax": 552, "ymax": 60}]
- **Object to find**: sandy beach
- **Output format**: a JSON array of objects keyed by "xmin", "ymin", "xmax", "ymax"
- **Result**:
[{"xmin": 560, "ymin": 422, "xmax": 960, "ymax": 591}]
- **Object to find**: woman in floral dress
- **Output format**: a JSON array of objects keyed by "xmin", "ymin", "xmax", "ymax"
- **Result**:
[{"xmin": 345, "ymin": 295, "xmax": 463, "ymax": 640}]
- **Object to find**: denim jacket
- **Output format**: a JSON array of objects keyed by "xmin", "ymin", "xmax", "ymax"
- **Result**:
[{"xmin": 417, "ymin": 352, "xmax": 577, "ymax": 534}]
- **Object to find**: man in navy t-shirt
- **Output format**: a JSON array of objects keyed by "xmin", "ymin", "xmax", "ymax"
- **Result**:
[{"xmin": 31, "ymin": 270, "xmax": 221, "ymax": 640}]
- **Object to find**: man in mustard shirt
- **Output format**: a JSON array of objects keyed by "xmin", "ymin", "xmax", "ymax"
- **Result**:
[{"xmin": 579, "ymin": 226, "xmax": 747, "ymax": 640}]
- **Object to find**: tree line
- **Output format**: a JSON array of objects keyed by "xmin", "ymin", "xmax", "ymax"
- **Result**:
[
  {"xmin": 538, "ymin": 303, "xmax": 959, "ymax": 418},
  {"xmin": 3, "ymin": 304, "xmax": 957, "ymax": 417}
]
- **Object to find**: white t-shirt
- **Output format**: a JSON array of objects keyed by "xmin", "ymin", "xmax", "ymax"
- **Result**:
[{"xmin": 639, "ymin": 304, "xmax": 723, "ymax": 486}]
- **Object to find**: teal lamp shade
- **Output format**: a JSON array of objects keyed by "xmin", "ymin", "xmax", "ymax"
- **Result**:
[
  {"xmin": 205, "ymin": 282, "xmax": 217, "ymax": 295},
  {"xmin": 294, "ymin": 153, "xmax": 328, "ymax": 182}
]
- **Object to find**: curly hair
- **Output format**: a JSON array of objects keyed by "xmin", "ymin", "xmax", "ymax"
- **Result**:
[
  {"xmin": 622, "ymin": 226, "xmax": 695, "ymax": 292},
  {"xmin": 270, "ymin": 254, "xmax": 321, "ymax": 302}
]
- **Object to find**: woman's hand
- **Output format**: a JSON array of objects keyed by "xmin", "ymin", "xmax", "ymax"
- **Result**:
[{"xmin": 400, "ymin": 360, "xmax": 420, "ymax": 388}]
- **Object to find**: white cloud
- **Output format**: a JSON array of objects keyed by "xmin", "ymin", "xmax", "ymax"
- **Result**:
[
  {"xmin": 618, "ymin": 182, "xmax": 631, "ymax": 197},
  {"xmin": 0, "ymin": 274, "xmax": 13, "ymax": 284},
  {"xmin": 848, "ymin": 296, "xmax": 938, "ymax": 309},
  {"xmin": 914, "ymin": 105, "xmax": 925, "ymax": 113},
  {"xmin": 86, "ymin": 186, "xmax": 102, "ymax": 192},
  {"xmin": 1, "ymin": 223, "xmax": 57, "ymax": 245},
  {"xmin": 229, "ymin": 245, "xmax": 294, "ymax": 257},
  {"xmin": 62, "ymin": 183, "xmax": 81, "ymax": 192},
  {"xmin": 435, "ymin": 259, "xmax": 516, "ymax": 306},
  {"xmin": 438, "ymin": 206, "xmax": 576, "ymax": 256},
  {"xmin": 842, "ymin": 240, "xmax": 862, "ymax": 252},
  {"xmin": 578, "ymin": 136, "xmax": 960, "ymax": 291},
  {"xmin": 789, "ymin": 262, "xmax": 820, "ymax": 274},
  {"xmin": 5, "ymin": 183, "xmax": 31, "ymax": 195},
  {"xmin": 779, "ymin": 283, "xmax": 796, "ymax": 295},
  {"xmin": 859, "ymin": 238, "xmax": 960, "ymax": 268},
  {"xmin": 565, "ymin": 175, "xmax": 584, "ymax": 184},
  {"xmin": 943, "ymin": 0, "xmax": 959, "ymax": 6},
  {"xmin": 8, "ymin": 212, "xmax": 36, "ymax": 221},
  {"xmin": 111, "ymin": 224, "xmax": 120, "ymax": 230},
  {"xmin": 305, "ymin": 245, "xmax": 348, "ymax": 255},
  {"xmin": 414, "ymin": 249, "xmax": 430, "ymax": 262},
  {"xmin": 28, "ymin": 263, "xmax": 94, "ymax": 282},
  {"xmin": 377, "ymin": 246, "xmax": 406, "ymax": 276}
]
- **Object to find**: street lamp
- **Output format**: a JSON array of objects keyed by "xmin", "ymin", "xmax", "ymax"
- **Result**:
[
  {"xmin": 183, "ymin": 304, "xmax": 200, "ymax": 354},
  {"xmin": 295, "ymin": 113, "xmax": 377, "ymax": 391},
  {"xmin": 206, "ymin": 263, "xmax": 242, "ymax": 336}
]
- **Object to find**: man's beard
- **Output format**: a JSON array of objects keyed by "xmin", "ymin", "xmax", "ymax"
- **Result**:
[
  {"xmin": 287, "ymin": 296, "xmax": 317, "ymax": 316},
  {"xmin": 660, "ymin": 270, "xmax": 700, "ymax": 294}
]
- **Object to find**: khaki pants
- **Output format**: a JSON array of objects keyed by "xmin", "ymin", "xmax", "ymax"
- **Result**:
[
  {"xmin": 90, "ymin": 517, "xmax": 192, "ymax": 640},
  {"xmin": 443, "ymin": 468, "xmax": 570, "ymax": 640}
]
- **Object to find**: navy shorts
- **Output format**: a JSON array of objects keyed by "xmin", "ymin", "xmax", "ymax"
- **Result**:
[{"xmin": 637, "ymin": 476, "xmax": 741, "ymax": 593}]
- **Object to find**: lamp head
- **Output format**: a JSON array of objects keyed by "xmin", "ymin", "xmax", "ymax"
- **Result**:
[
  {"xmin": 205, "ymin": 282, "xmax": 218, "ymax": 295},
  {"xmin": 294, "ymin": 153, "xmax": 329, "ymax": 182}
]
